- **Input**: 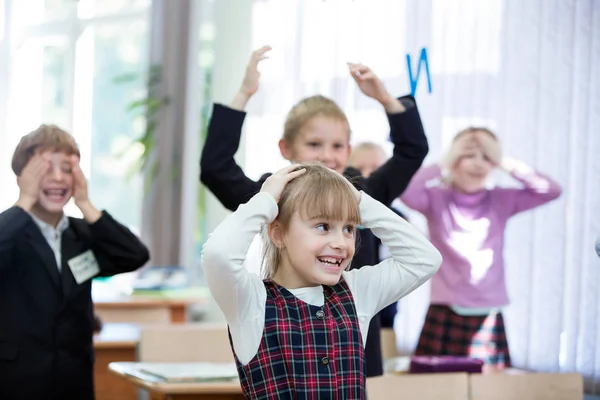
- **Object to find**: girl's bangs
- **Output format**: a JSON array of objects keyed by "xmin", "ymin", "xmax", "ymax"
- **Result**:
[{"xmin": 295, "ymin": 178, "xmax": 360, "ymax": 225}]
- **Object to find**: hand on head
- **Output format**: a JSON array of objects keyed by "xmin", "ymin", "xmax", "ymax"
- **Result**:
[
  {"xmin": 260, "ymin": 165, "xmax": 307, "ymax": 203},
  {"xmin": 473, "ymin": 131, "xmax": 502, "ymax": 165},
  {"xmin": 443, "ymin": 131, "xmax": 501, "ymax": 169},
  {"xmin": 261, "ymin": 164, "xmax": 361, "ymax": 205},
  {"xmin": 442, "ymin": 134, "xmax": 479, "ymax": 170}
]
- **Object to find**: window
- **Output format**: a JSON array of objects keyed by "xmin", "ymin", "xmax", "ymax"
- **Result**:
[{"xmin": 2, "ymin": 0, "xmax": 150, "ymax": 232}]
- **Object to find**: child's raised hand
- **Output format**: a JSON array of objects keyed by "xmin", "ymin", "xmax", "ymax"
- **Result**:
[
  {"xmin": 16, "ymin": 153, "xmax": 51, "ymax": 210},
  {"xmin": 240, "ymin": 45, "xmax": 271, "ymax": 97},
  {"xmin": 348, "ymin": 63, "xmax": 404, "ymax": 113},
  {"xmin": 230, "ymin": 46, "xmax": 271, "ymax": 110},
  {"xmin": 348, "ymin": 63, "xmax": 387, "ymax": 101},
  {"xmin": 260, "ymin": 165, "xmax": 306, "ymax": 203}
]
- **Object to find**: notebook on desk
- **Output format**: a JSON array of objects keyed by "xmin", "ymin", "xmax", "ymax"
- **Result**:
[{"xmin": 138, "ymin": 362, "xmax": 239, "ymax": 383}]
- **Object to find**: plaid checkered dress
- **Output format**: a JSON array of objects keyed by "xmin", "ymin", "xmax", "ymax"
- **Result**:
[
  {"xmin": 415, "ymin": 305, "xmax": 511, "ymax": 367},
  {"xmin": 230, "ymin": 279, "xmax": 366, "ymax": 399}
]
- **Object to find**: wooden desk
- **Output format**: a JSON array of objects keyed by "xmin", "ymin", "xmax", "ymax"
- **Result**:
[
  {"xmin": 470, "ymin": 372, "xmax": 583, "ymax": 400},
  {"xmin": 94, "ymin": 323, "xmax": 140, "ymax": 400},
  {"xmin": 384, "ymin": 356, "xmax": 528, "ymax": 375},
  {"xmin": 109, "ymin": 362, "xmax": 243, "ymax": 400},
  {"xmin": 94, "ymin": 297, "xmax": 203, "ymax": 324}
]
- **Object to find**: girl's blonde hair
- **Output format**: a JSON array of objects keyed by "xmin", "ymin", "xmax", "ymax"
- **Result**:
[
  {"xmin": 261, "ymin": 163, "xmax": 361, "ymax": 279},
  {"xmin": 453, "ymin": 126, "xmax": 498, "ymax": 142},
  {"xmin": 283, "ymin": 95, "xmax": 350, "ymax": 143}
]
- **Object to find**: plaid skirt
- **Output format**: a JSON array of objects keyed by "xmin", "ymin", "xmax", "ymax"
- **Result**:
[{"xmin": 415, "ymin": 305, "xmax": 511, "ymax": 367}]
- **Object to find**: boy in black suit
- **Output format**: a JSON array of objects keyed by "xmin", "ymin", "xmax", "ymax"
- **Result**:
[{"xmin": 0, "ymin": 125, "xmax": 150, "ymax": 400}]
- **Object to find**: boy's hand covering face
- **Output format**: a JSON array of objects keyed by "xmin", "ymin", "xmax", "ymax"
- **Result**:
[
  {"xmin": 17, "ymin": 153, "xmax": 51, "ymax": 205},
  {"xmin": 70, "ymin": 155, "xmax": 89, "ymax": 205}
]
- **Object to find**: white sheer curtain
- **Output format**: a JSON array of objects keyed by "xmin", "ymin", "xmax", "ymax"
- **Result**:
[{"xmin": 245, "ymin": 0, "xmax": 600, "ymax": 391}]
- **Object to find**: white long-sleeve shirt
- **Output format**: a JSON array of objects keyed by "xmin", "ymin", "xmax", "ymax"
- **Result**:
[{"xmin": 202, "ymin": 191, "xmax": 442, "ymax": 365}]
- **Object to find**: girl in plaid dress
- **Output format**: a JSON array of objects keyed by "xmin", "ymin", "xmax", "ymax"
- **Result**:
[
  {"xmin": 202, "ymin": 163, "xmax": 441, "ymax": 399},
  {"xmin": 201, "ymin": 46, "xmax": 431, "ymax": 378},
  {"xmin": 400, "ymin": 128, "xmax": 562, "ymax": 370}
]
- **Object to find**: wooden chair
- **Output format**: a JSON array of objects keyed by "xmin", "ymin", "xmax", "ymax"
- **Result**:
[
  {"xmin": 138, "ymin": 323, "xmax": 233, "ymax": 363},
  {"xmin": 367, "ymin": 373, "xmax": 469, "ymax": 400},
  {"xmin": 380, "ymin": 327, "xmax": 399, "ymax": 360},
  {"xmin": 95, "ymin": 307, "xmax": 171, "ymax": 325}
]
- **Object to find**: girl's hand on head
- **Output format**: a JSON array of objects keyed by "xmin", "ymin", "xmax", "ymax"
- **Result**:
[
  {"xmin": 240, "ymin": 45, "xmax": 271, "ymax": 97},
  {"xmin": 441, "ymin": 134, "xmax": 478, "ymax": 170},
  {"xmin": 473, "ymin": 131, "xmax": 502, "ymax": 166},
  {"xmin": 348, "ymin": 63, "xmax": 404, "ymax": 113},
  {"xmin": 260, "ymin": 165, "xmax": 306, "ymax": 203}
]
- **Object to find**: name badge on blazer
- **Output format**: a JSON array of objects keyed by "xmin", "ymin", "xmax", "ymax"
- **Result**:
[{"xmin": 68, "ymin": 250, "xmax": 100, "ymax": 284}]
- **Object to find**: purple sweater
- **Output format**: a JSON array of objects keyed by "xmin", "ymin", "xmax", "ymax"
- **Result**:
[{"xmin": 401, "ymin": 164, "xmax": 562, "ymax": 308}]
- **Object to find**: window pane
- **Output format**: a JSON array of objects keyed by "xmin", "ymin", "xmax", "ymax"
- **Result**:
[
  {"xmin": 42, "ymin": 44, "xmax": 69, "ymax": 126},
  {"xmin": 7, "ymin": 37, "xmax": 70, "ymax": 134},
  {"xmin": 84, "ymin": 21, "xmax": 149, "ymax": 234},
  {"xmin": 11, "ymin": 0, "xmax": 75, "ymax": 29},
  {"xmin": 78, "ymin": 0, "xmax": 150, "ymax": 18}
]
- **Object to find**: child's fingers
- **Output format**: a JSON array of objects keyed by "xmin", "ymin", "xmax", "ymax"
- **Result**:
[
  {"xmin": 256, "ymin": 45, "xmax": 272, "ymax": 54},
  {"xmin": 251, "ymin": 46, "xmax": 272, "ymax": 63},
  {"xmin": 29, "ymin": 155, "xmax": 50, "ymax": 174},
  {"xmin": 70, "ymin": 157, "xmax": 81, "ymax": 174},
  {"xmin": 286, "ymin": 168, "xmax": 306, "ymax": 181},
  {"xmin": 348, "ymin": 63, "xmax": 370, "ymax": 74},
  {"xmin": 455, "ymin": 134, "xmax": 477, "ymax": 149},
  {"xmin": 272, "ymin": 164, "xmax": 302, "ymax": 177},
  {"xmin": 356, "ymin": 71, "xmax": 376, "ymax": 81},
  {"xmin": 30, "ymin": 162, "xmax": 48, "ymax": 179}
]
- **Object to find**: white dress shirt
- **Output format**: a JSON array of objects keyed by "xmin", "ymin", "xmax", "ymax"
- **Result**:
[{"xmin": 29, "ymin": 213, "xmax": 70, "ymax": 271}]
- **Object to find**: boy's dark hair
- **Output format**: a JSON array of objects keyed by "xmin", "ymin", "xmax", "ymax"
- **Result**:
[{"xmin": 11, "ymin": 124, "xmax": 80, "ymax": 176}]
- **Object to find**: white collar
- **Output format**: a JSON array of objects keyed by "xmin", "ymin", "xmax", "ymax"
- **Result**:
[{"xmin": 29, "ymin": 212, "xmax": 70, "ymax": 236}]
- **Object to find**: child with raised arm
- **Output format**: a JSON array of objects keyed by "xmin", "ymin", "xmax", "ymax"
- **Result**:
[
  {"xmin": 400, "ymin": 127, "xmax": 562, "ymax": 370},
  {"xmin": 202, "ymin": 163, "xmax": 441, "ymax": 399},
  {"xmin": 200, "ymin": 46, "xmax": 428, "ymax": 376}
]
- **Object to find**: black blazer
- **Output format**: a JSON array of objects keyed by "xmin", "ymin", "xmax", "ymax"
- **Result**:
[
  {"xmin": 199, "ymin": 96, "xmax": 428, "ymax": 377},
  {"xmin": 0, "ymin": 207, "xmax": 149, "ymax": 400}
]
